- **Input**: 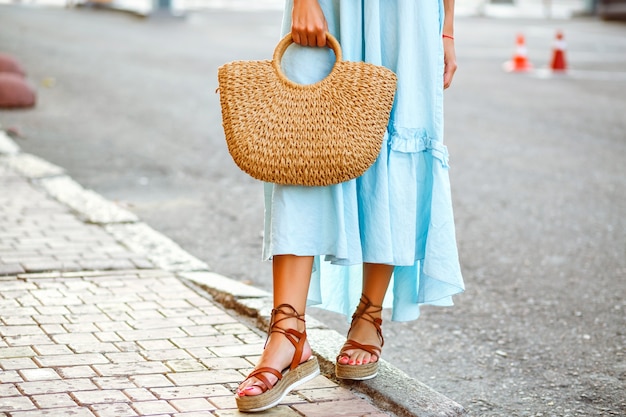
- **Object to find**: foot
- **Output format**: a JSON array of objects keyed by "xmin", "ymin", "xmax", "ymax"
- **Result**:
[
  {"xmin": 236, "ymin": 315, "xmax": 312, "ymax": 397},
  {"xmin": 337, "ymin": 296, "xmax": 384, "ymax": 367}
]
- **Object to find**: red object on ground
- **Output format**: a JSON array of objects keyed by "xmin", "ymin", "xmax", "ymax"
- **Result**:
[
  {"xmin": 510, "ymin": 34, "xmax": 532, "ymax": 72},
  {"xmin": 0, "ymin": 53, "xmax": 26, "ymax": 76},
  {"xmin": 550, "ymin": 31, "xmax": 568, "ymax": 71},
  {"xmin": 0, "ymin": 73, "xmax": 36, "ymax": 108}
]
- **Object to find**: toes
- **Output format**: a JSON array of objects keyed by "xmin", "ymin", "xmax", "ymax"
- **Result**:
[
  {"xmin": 237, "ymin": 385, "xmax": 263, "ymax": 397},
  {"xmin": 339, "ymin": 350, "xmax": 378, "ymax": 366},
  {"xmin": 236, "ymin": 377, "xmax": 265, "ymax": 397}
]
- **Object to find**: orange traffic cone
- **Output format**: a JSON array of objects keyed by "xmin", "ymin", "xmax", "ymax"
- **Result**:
[
  {"xmin": 504, "ymin": 34, "xmax": 533, "ymax": 72},
  {"xmin": 550, "ymin": 31, "xmax": 567, "ymax": 72}
]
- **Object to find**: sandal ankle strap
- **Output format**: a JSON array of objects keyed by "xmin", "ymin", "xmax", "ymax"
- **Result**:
[
  {"xmin": 350, "ymin": 295, "xmax": 384, "ymax": 347},
  {"xmin": 265, "ymin": 304, "xmax": 307, "ymax": 371}
]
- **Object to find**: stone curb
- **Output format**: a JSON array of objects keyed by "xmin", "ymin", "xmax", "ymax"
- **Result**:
[{"xmin": 0, "ymin": 128, "xmax": 466, "ymax": 417}]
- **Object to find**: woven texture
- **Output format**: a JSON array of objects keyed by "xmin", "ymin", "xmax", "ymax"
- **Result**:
[{"xmin": 217, "ymin": 33, "xmax": 397, "ymax": 186}]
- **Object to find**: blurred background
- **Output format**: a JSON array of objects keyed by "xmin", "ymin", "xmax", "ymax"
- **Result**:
[{"xmin": 1, "ymin": 0, "xmax": 625, "ymax": 416}]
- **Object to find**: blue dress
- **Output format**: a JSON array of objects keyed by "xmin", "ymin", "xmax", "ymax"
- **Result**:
[{"xmin": 263, "ymin": 0, "xmax": 465, "ymax": 322}]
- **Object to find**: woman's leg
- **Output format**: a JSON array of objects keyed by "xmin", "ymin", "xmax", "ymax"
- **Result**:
[
  {"xmin": 237, "ymin": 254, "xmax": 314, "ymax": 396},
  {"xmin": 337, "ymin": 263, "xmax": 394, "ymax": 366}
]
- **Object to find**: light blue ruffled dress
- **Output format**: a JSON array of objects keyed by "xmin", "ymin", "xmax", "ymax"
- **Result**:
[{"xmin": 263, "ymin": 0, "xmax": 465, "ymax": 322}]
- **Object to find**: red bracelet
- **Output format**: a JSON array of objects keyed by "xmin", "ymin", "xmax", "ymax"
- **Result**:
[{"xmin": 442, "ymin": 34, "xmax": 454, "ymax": 40}]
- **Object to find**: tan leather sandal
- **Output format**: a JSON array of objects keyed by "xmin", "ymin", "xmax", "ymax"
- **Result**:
[
  {"xmin": 235, "ymin": 304, "xmax": 320, "ymax": 413},
  {"xmin": 335, "ymin": 294, "xmax": 384, "ymax": 380}
]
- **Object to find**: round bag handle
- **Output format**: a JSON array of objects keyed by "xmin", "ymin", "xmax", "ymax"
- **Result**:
[{"xmin": 272, "ymin": 32, "xmax": 342, "ymax": 86}]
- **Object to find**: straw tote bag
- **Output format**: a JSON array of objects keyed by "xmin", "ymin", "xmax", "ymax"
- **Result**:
[{"xmin": 217, "ymin": 33, "xmax": 397, "ymax": 186}]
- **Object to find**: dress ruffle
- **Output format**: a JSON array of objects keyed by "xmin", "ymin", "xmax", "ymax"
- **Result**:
[
  {"xmin": 263, "ymin": 0, "xmax": 464, "ymax": 322},
  {"xmin": 388, "ymin": 124, "xmax": 450, "ymax": 167}
]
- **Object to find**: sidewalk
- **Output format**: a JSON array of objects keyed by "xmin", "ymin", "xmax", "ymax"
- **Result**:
[{"xmin": 0, "ymin": 129, "xmax": 465, "ymax": 417}]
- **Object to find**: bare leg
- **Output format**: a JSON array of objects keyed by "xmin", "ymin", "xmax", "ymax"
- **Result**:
[
  {"xmin": 337, "ymin": 263, "xmax": 393, "ymax": 366},
  {"xmin": 237, "ymin": 255, "xmax": 314, "ymax": 396}
]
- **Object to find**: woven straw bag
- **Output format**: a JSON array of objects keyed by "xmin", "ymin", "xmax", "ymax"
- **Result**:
[{"xmin": 217, "ymin": 33, "xmax": 397, "ymax": 186}]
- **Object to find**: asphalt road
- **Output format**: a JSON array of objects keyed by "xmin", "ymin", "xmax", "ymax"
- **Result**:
[{"xmin": 1, "ymin": 5, "xmax": 625, "ymax": 416}]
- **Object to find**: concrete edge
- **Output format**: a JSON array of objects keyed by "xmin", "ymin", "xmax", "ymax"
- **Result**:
[{"xmin": 0, "ymin": 129, "xmax": 466, "ymax": 417}]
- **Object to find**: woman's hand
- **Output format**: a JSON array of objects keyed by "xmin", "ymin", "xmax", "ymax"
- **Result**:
[
  {"xmin": 443, "ymin": 37, "xmax": 457, "ymax": 89},
  {"xmin": 292, "ymin": 0, "xmax": 328, "ymax": 47}
]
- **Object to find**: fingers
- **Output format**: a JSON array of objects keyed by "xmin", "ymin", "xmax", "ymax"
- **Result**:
[
  {"xmin": 442, "ymin": 38, "xmax": 457, "ymax": 89},
  {"xmin": 291, "ymin": 25, "xmax": 327, "ymax": 47},
  {"xmin": 443, "ymin": 62, "xmax": 457, "ymax": 89},
  {"xmin": 291, "ymin": 0, "xmax": 328, "ymax": 47}
]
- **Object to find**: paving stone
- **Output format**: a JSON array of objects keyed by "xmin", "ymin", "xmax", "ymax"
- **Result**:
[
  {"xmin": 166, "ymin": 370, "xmax": 243, "ymax": 386},
  {"xmin": 212, "ymin": 405, "xmax": 300, "ymax": 416},
  {"xmin": 173, "ymin": 412, "xmax": 223, "ymax": 417},
  {"xmin": 135, "ymin": 340, "xmax": 177, "ymax": 351},
  {"xmin": 181, "ymin": 348, "xmax": 217, "ymax": 359},
  {"xmin": 65, "ymin": 304, "xmax": 102, "ymax": 315},
  {"xmin": 33, "ymin": 314, "xmax": 69, "ymax": 325},
  {"xmin": 3, "ymin": 334, "xmax": 52, "ymax": 347},
  {"xmin": 0, "ymin": 325, "xmax": 45, "ymax": 337},
  {"xmin": 292, "ymin": 399, "xmax": 382, "ymax": 416},
  {"xmin": 95, "ymin": 321, "xmax": 133, "ymax": 332},
  {"xmin": 34, "ymin": 353, "xmax": 109, "ymax": 368},
  {"xmin": 56, "ymin": 366, "xmax": 98, "ymax": 379},
  {"xmin": 180, "ymin": 325, "xmax": 220, "ymax": 337},
  {"xmin": 0, "ymin": 370, "xmax": 22, "ymax": 383},
  {"xmin": 93, "ymin": 332, "xmax": 122, "ymax": 342},
  {"xmin": 199, "ymin": 357, "xmax": 251, "ymax": 370},
  {"xmin": 0, "ymin": 346, "xmax": 37, "ymax": 359},
  {"xmin": 0, "ymin": 383, "xmax": 20, "ymax": 397},
  {"xmin": 18, "ymin": 378, "xmax": 98, "ymax": 395},
  {"xmin": 123, "ymin": 388, "xmax": 158, "ymax": 402},
  {"xmin": 298, "ymin": 386, "xmax": 356, "ymax": 402},
  {"xmin": 52, "ymin": 333, "xmax": 101, "ymax": 345},
  {"xmin": 164, "ymin": 359, "xmax": 206, "ymax": 373},
  {"xmin": 169, "ymin": 397, "xmax": 215, "ymax": 412},
  {"xmin": 170, "ymin": 335, "xmax": 242, "ymax": 349},
  {"xmin": 30, "ymin": 393, "xmax": 77, "ymax": 408},
  {"xmin": 151, "ymin": 384, "xmax": 232, "ymax": 400},
  {"xmin": 0, "ymin": 358, "xmax": 39, "ymax": 370},
  {"xmin": 90, "ymin": 402, "xmax": 138, "ymax": 417},
  {"xmin": 72, "ymin": 389, "xmax": 129, "ymax": 405},
  {"xmin": 34, "ymin": 306, "xmax": 70, "ymax": 315},
  {"xmin": 141, "ymin": 349, "xmax": 193, "ymax": 362},
  {"xmin": 210, "ymin": 343, "xmax": 265, "ymax": 358},
  {"xmin": 92, "ymin": 362, "xmax": 169, "ymax": 377},
  {"xmin": 10, "ymin": 406, "xmax": 97, "ymax": 417},
  {"xmin": 0, "ymin": 395, "xmax": 36, "ymax": 412},
  {"xmin": 69, "ymin": 343, "xmax": 120, "ymax": 354},
  {"xmin": 126, "ymin": 317, "xmax": 195, "ymax": 330},
  {"xmin": 104, "ymin": 352, "xmax": 144, "ymax": 364},
  {"xmin": 117, "ymin": 328, "xmax": 187, "ymax": 342},
  {"xmin": 19, "ymin": 368, "xmax": 61, "ymax": 382},
  {"xmin": 92, "ymin": 377, "xmax": 136, "ymax": 390},
  {"xmin": 214, "ymin": 323, "xmax": 252, "ymax": 336},
  {"xmin": 113, "ymin": 342, "xmax": 139, "ymax": 352},
  {"xmin": 129, "ymin": 374, "xmax": 174, "ymax": 389},
  {"xmin": 64, "ymin": 316, "xmax": 113, "ymax": 328},
  {"xmin": 39, "ymin": 324, "xmax": 67, "ymax": 334},
  {"xmin": 130, "ymin": 400, "xmax": 177, "ymax": 415},
  {"xmin": 32, "ymin": 344, "xmax": 73, "ymax": 356},
  {"xmin": 298, "ymin": 375, "xmax": 338, "ymax": 389},
  {"xmin": 126, "ymin": 301, "xmax": 161, "ymax": 311}
]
